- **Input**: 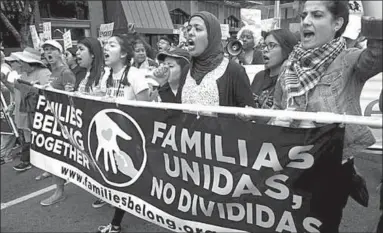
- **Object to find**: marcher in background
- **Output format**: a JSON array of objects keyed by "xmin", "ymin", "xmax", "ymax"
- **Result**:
[
  {"xmin": 3, "ymin": 54, "xmax": 23, "ymax": 163},
  {"xmin": 65, "ymin": 46, "xmax": 87, "ymax": 90},
  {"xmin": 132, "ymin": 36, "xmax": 158, "ymax": 70},
  {"xmin": 75, "ymin": 37, "xmax": 104, "ymax": 93},
  {"xmin": 157, "ymin": 36, "xmax": 173, "ymax": 53},
  {"xmin": 236, "ymin": 25, "xmax": 265, "ymax": 65},
  {"xmin": 271, "ymin": 1, "xmax": 382, "ymax": 232},
  {"xmin": 42, "ymin": 40, "xmax": 75, "ymax": 91},
  {"xmin": 0, "ymin": 48, "xmax": 51, "ymax": 172},
  {"xmin": 96, "ymin": 34, "xmax": 150, "ymax": 233},
  {"xmin": 181, "ymin": 11, "xmax": 255, "ymax": 109},
  {"xmin": 36, "ymin": 39, "xmax": 76, "ymax": 206},
  {"xmin": 252, "ymin": 29, "xmax": 298, "ymax": 109},
  {"xmin": 1, "ymin": 46, "xmax": 17, "ymax": 164}
]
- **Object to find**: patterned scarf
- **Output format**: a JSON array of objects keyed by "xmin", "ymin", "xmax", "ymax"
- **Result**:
[{"xmin": 281, "ymin": 37, "xmax": 346, "ymax": 102}]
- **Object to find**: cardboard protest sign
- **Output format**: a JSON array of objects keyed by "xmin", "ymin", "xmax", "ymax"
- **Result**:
[
  {"xmin": 29, "ymin": 25, "xmax": 41, "ymax": 50},
  {"xmin": 99, "ymin": 22, "xmax": 114, "ymax": 43},
  {"xmin": 220, "ymin": 24, "xmax": 230, "ymax": 40},
  {"xmin": 31, "ymin": 89, "xmax": 346, "ymax": 233},
  {"xmin": 63, "ymin": 30, "xmax": 73, "ymax": 51},
  {"xmin": 42, "ymin": 22, "xmax": 52, "ymax": 41}
]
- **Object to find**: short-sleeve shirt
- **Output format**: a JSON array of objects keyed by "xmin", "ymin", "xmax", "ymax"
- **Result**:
[
  {"xmin": 101, "ymin": 66, "xmax": 149, "ymax": 100},
  {"xmin": 49, "ymin": 64, "xmax": 76, "ymax": 91}
]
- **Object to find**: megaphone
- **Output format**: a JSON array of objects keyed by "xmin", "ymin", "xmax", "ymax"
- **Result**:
[{"xmin": 226, "ymin": 40, "xmax": 243, "ymax": 57}]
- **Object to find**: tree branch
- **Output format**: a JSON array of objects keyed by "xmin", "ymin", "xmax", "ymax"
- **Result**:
[{"xmin": 0, "ymin": 11, "xmax": 21, "ymax": 44}]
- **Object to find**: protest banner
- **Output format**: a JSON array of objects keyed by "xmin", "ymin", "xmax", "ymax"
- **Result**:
[
  {"xmin": 241, "ymin": 9, "xmax": 262, "ymax": 38},
  {"xmin": 220, "ymin": 24, "xmax": 230, "ymax": 40},
  {"xmin": 41, "ymin": 22, "xmax": 52, "ymax": 41},
  {"xmin": 99, "ymin": 22, "xmax": 114, "ymax": 43},
  {"xmin": 63, "ymin": 30, "xmax": 73, "ymax": 51},
  {"xmin": 29, "ymin": 25, "xmax": 41, "ymax": 50},
  {"xmin": 31, "ymin": 89, "xmax": 346, "ymax": 232}
]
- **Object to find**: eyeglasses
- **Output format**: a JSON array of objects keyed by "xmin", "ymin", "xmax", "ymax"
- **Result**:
[{"xmin": 260, "ymin": 42, "xmax": 280, "ymax": 51}]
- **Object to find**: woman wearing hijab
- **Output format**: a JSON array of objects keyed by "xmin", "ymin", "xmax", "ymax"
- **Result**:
[
  {"xmin": 181, "ymin": 11, "xmax": 255, "ymax": 109},
  {"xmin": 271, "ymin": 1, "xmax": 382, "ymax": 232},
  {"xmin": 251, "ymin": 29, "xmax": 298, "ymax": 109}
]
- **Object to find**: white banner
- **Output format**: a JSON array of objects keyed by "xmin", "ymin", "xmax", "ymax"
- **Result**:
[
  {"xmin": 261, "ymin": 18, "xmax": 279, "ymax": 32},
  {"xmin": 42, "ymin": 22, "xmax": 52, "ymax": 41},
  {"xmin": 220, "ymin": 24, "xmax": 230, "ymax": 40},
  {"xmin": 63, "ymin": 30, "xmax": 73, "ymax": 51},
  {"xmin": 29, "ymin": 25, "xmax": 41, "ymax": 50},
  {"xmin": 99, "ymin": 22, "xmax": 114, "ymax": 43},
  {"xmin": 241, "ymin": 9, "xmax": 262, "ymax": 36}
]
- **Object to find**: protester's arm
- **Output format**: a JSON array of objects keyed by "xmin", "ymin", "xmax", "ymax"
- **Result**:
[
  {"xmin": 0, "ymin": 73, "xmax": 14, "ymax": 93},
  {"xmin": 38, "ymin": 69, "xmax": 52, "ymax": 85},
  {"xmin": 135, "ymin": 89, "xmax": 150, "ymax": 101},
  {"xmin": 353, "ymin": 1, "xmax": 383, "ymax": 83},
  {"xmin": 62, "ymin": 69, "xmax": 76, "ymax": 86},
  {"xmin": 233, "ymin": 63, "xmax": 256, "ymax": 108},
  {"xmin": 130, "ymin": 70, "xmax": 150, "ymax": 101},
  {"xmin": 61, "ymin": 69, "xmax": 76, "ymax": 91},
  {"xmin": 14, "ymin": 80, "xmax": 38, "ymax": 94}
]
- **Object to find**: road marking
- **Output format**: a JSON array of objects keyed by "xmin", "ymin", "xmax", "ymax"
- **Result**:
[{"xmin": 1, "ymin": 183, "xmax": 70, "ymax": 210}]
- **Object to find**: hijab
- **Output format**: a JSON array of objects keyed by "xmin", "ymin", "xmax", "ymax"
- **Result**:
[{"xmin": 189, "ymin": 11, "xmax": 224, "ymax": 84}]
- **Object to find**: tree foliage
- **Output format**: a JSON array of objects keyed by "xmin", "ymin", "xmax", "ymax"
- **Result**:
[{"xmin": 0, "ymin": 0, "xmax": 39, "ymax": 48}]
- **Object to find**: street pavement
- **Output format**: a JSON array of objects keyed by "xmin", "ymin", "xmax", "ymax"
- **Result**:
[{"xmin": 1, "ymin": 151, "xmax": 381, "ymax": 233}]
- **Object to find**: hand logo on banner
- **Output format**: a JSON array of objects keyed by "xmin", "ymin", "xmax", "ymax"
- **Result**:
[{"xmin": 88, "ymin": 109, "xmax": 147, "ymax": 187}]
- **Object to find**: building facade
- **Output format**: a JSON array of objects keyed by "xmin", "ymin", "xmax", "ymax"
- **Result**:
[
  {"xmin": 0, "ymin": 0, "xmax": 104, "ymax": 50},
  {"xmin": 253, "ymin": 0, "xmax": 301, "ymax": 33},
  {"xmin": 1, "ymin": 0, "xmax": 242, "ymax": 51}
]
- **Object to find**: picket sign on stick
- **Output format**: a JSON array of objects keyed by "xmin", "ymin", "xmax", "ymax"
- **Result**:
[
  {"xmin": 0, "ymin": 93, "xmax": 19, "ymax": 137},
  {"xmin": 98, "ymin": 22, "xmax": 114, "ymax": 43},
  {"xmin": 31, "ymin": 85, "xmax": 382, "ymax": 128},
  {"xmin": 42, "ymin": 22, "xmax": 52, "ymax": 41},
  {"xmin": 62, "ymin": 30, "xmax": 73, "ymax": 51},
  {"xmin": 29, "ymin": 25, "xmax": 41, "ymax": 50}
]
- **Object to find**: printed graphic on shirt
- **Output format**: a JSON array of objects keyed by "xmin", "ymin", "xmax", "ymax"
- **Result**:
[{"xmin": 106, "ymin": 78, "xmax": 126, "ymax": 98}]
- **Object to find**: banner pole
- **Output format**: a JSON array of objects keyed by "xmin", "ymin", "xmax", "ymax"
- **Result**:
[{"xmin": 35, "ymin": 85, "xmax": 383, "ymax": 128}]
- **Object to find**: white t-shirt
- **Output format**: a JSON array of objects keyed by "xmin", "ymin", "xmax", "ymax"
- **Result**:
[
  {"xmin": 77, "ymin": 71, "xmax": 90, "ymax": 93},
  {"xmin": 100, "ymin": 66, "xmax": 149, "ymax": 100}
]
